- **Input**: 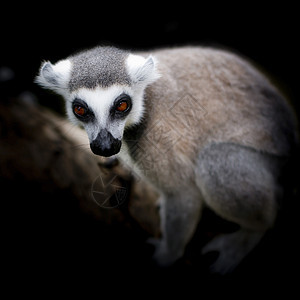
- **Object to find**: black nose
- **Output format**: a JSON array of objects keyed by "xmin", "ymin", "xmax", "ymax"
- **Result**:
[{"xmin": 90, "ymin": 129, "xmax": 122, "ymax": 157}]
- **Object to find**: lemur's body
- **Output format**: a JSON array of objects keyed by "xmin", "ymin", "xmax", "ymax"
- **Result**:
[{"xmin": 37, "ymin": 46, "xmax": 298, "ymax": 273}]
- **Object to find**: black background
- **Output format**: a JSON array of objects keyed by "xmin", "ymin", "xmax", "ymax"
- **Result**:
[{"xmin": 1, "ymin": 3, "xmax": 299, "ymax": 286}]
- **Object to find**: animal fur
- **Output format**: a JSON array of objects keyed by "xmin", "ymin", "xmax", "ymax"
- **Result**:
[{"xmin": 36, "ymin": 45, "xmax": 298, "ymax": 273}]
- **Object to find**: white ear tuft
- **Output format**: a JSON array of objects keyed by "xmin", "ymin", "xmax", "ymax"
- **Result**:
[
  {"xmin": 35, "ymin": 59, "xmax": 71, "ymax": 94},
  {"xmin": 126, "ymin": 54, "xmax": 160, "ymax": 86}
]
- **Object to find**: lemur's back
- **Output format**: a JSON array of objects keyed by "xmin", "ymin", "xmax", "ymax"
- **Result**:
[
  {"xmin": 137, "ymin": 47, "xmax": 296, "ymax": 157},
  {"xmin": 124, "ymin": 47, "xmax": 298, "ymax": 190}
]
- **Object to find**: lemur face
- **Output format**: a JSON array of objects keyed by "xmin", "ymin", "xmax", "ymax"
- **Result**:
[
  {"xmin": 36, "ymin": 47, "xmax": 160, "ymax": 157},
  {"xmin": 68, "ymin": 85, "xmax": 136, "ymax": 157}
]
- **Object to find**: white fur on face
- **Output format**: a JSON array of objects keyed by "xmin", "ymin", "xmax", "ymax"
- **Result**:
[{"xmin": 67, "ymin": 85, "xmax": 141, "ymax": 142}]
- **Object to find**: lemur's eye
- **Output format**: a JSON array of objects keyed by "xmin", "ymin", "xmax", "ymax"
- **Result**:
[
  {"xmin": 72, "ymin": 99, "xmax": 94, "ymax": 121},
  {"xmin": 116, "ymin": 100, "xmax": 128, "ymax": 112},
  {"xmin": 114, "ymin": 94, "xmax": 131, "ymax": 115},
  {"xmin": 74, "ymin": 105, "xmax": 86, "ymax": 116}
]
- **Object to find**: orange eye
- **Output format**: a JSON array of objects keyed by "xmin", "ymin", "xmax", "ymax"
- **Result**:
[
  {"xmin": 116, "ymin": 101, "xmax": 128, "ymax": 112},
  {"xmin": 74, "ymin": 105, "xmax": 86, "ymax": 116}
]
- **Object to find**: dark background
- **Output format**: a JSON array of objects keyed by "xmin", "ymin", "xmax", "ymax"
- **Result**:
[{"xmin": 1, "ymin": 3, "xmax": 299, "ymax": 286}]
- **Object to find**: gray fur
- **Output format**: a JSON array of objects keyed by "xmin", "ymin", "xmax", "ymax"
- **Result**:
[
  {"xmin": 196, "ymin": 142, "xmax": 280, "ymax": 230},
  {"xmin": 36, "ymin": 45, "xmax": 298, "ymax": 274},
  {"xmin": 130, "ymin": 47, "xmax": 297, "ymax": 272},
  {"xmin": 68, "ymin": 46, "xmax": 131, "ymax": 91}
]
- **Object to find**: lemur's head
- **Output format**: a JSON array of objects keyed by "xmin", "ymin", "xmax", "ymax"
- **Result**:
[{"xmin": 36, "ymin": 46, "xmax": 160, "ymax": 157}]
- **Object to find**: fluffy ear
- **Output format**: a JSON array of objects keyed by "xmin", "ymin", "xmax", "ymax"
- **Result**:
[
  {"xmin": 126, "ymin": 54, "xmax": 160, "ymax": 86},
  {"xmin": 35, "ymin": 59, "xmax": 71, "ymax": 93}
]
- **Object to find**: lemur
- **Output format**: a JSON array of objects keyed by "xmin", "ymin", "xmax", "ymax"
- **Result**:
[{"xmin": 36, "ymin": 45, "xmax": 298, "ymax": 274}]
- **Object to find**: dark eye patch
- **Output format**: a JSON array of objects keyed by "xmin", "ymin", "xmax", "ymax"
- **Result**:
[
  {"xmin": 110, "ymin": 93, "xmax": 132, "ymax": 119},
  {"xmin": 72, "ymin": 98, "xmax": 95, "ymax": 122}
]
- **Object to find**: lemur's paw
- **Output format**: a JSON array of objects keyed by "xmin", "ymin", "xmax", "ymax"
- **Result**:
[{"xmin": 201, "ymin": 232, "xmax": 251, "ymax": 275}]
